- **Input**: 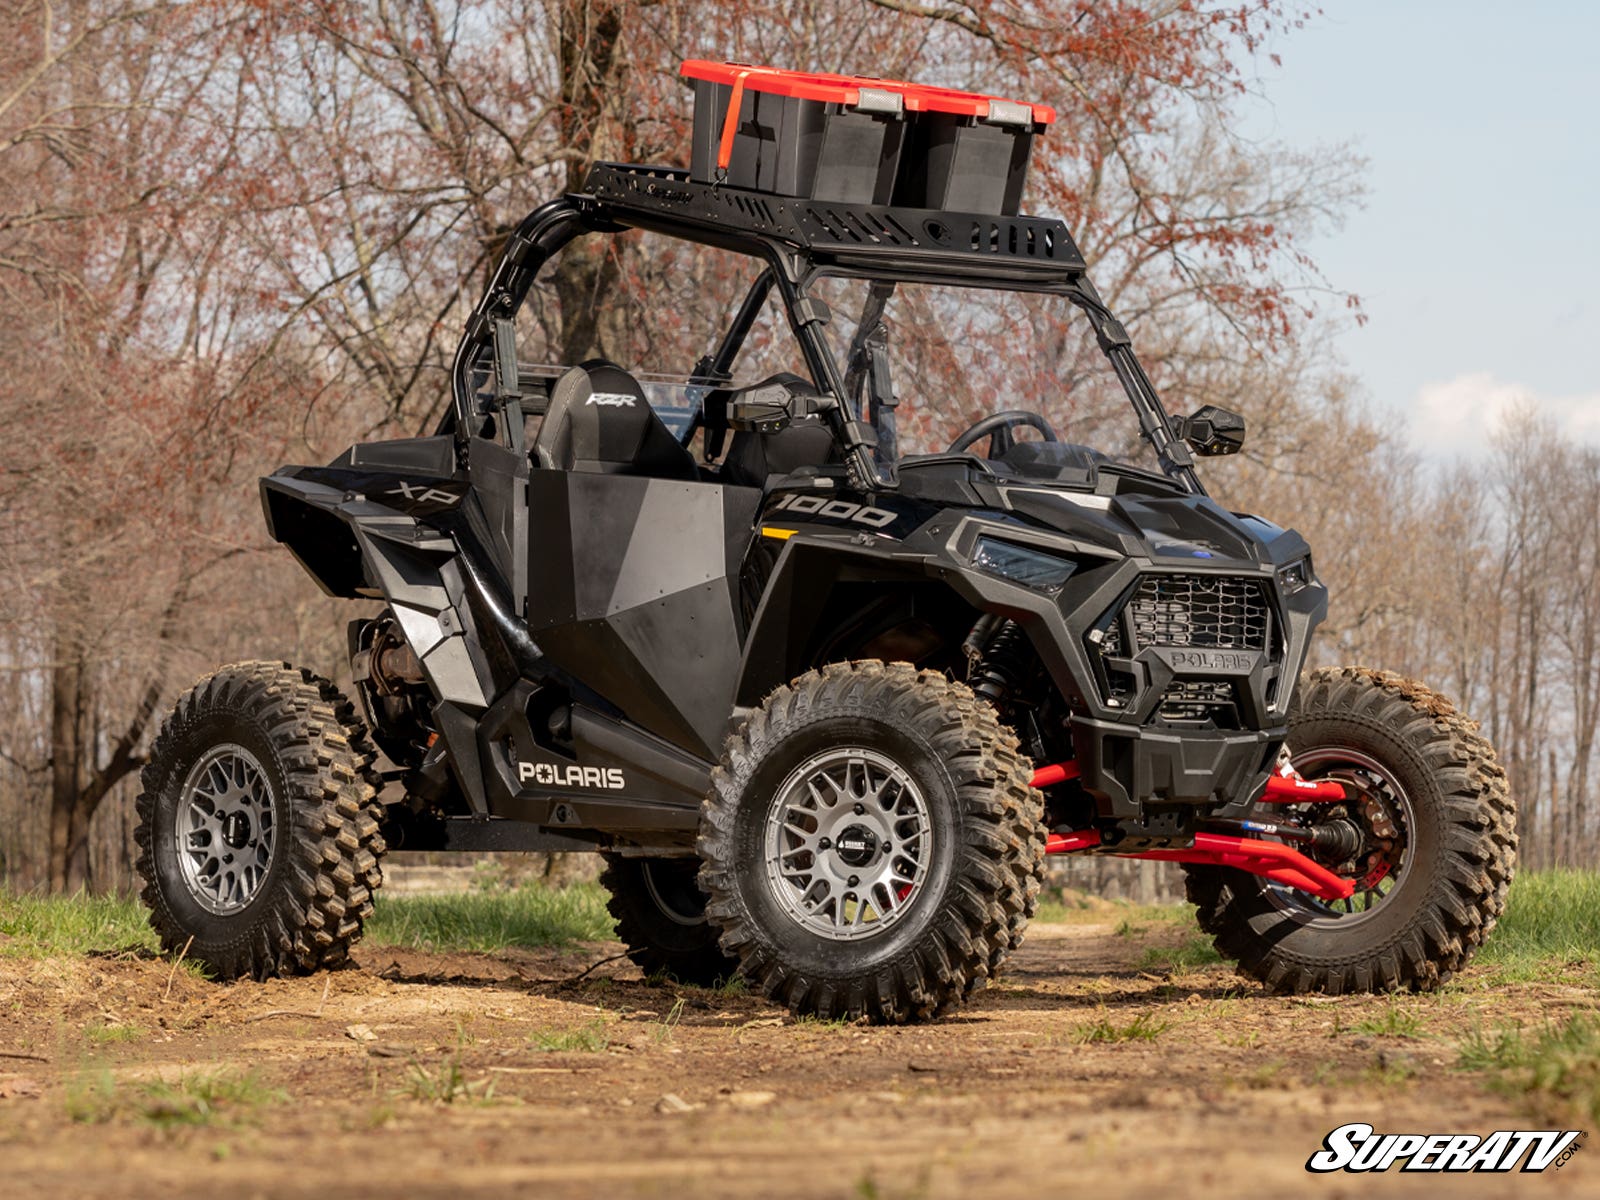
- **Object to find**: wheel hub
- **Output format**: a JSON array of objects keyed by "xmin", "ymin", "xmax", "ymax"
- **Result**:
[
  {"xmin": 221, "ymin": 811, "xmax": 252, "ymax": 850},
  {"xmin": 763, "ymin": 747, "xmax": 931, "ymax": 942},
  {"xmin": 1263, "ymin": 747, "xmax": 1413, "ymax": 924},
  {"xmin": 174, "ymin": 744, "xmax": 277, "ymax": 915},
  {"xmin": 833, "ymin": 824, "xmax": 881, "ymax": 869}
]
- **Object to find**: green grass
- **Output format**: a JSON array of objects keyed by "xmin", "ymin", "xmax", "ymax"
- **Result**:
[
  {"xmin": 530, "ymin": 1019, "xmax": 612, "ymax": 1052},
  {"xmin": 1477, "ymin": 869, "xmax": 1600, "ymax": 979},
  {"xmin": 364, "ymin": 882, "xmax": 614, "ymax": 952},
  {"xmin": 1352, "ymin": 1001, "xmax": 1423, "ymax": 1039},
  {"xmin": 1458, "ymin": 1013, "xmax": 1600, "ymax": 1124},
  {"xmin": 397, "ymin": 1054, "xmax": 496, "ymax": 1104},
  {"xmin": 66, "ymin": 1068, "xmax": 283, "ymax": 1127},
  {"xmin": 1137, "ymin": 934, "xmax": 1224, "ymax": 973},
  {"xmin": 1073, "ymin": 1011, "xmax": 1169, "ymax": 1044},
  {"xmin": 0, "ymin": 892, "xmax": 156, "ymax": 958}
]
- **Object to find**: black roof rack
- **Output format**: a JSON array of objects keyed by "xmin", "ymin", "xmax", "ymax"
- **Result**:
[{"xmin": 575, "ymin": 163, "xmax": 1087, "ymax": 287}]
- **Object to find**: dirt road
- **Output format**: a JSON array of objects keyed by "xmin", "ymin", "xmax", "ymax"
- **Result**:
[{"xmin": 2, "ymin": 918, "xmax": 1595, "ymax": 1198}]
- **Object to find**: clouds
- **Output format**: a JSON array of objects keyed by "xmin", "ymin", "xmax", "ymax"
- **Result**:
[{"xmin": 1412, "ymin": 372, "xmax": 1600, "ymax": 454}]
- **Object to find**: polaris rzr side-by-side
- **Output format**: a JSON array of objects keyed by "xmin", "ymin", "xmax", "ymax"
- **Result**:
[{"xmin": 134, "ymin": 63, "xmax": 1514, "ymax": 1022}]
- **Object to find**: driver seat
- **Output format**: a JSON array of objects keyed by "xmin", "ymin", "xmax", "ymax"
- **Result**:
[{"xmin": 532, "ymin": 360, "xmax": 699, "ymax": 481}]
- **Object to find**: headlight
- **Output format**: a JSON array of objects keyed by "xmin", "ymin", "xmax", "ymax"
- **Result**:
[
  {"xmin": 1276, "ymin": 556, "xmax": 1313, "ymax": 594},
  {"xmin": 973, "ymin": 537, "xmax": 1077, "ymax": 590}
]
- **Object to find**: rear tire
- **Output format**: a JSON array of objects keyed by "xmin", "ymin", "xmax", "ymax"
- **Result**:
[
  {"xmin": 698, "ymin": 661, "xmax": 1044, "ymax": 1023},
  {"xmin": 134, "ymin": 662, "xmax": 387, "ymax": 981},
  {"xmin": 600, "ymin": 854, "xmax": 737, "ymax": 986},
  {"xmin": 1187, "ymin": 667, "xmax": 1516, "ymax": 993}
]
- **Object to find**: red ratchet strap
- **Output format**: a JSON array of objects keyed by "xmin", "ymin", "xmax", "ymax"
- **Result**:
[{"xmin": 717, "ymin": 68, "xmax": 753, "ymax": 173}]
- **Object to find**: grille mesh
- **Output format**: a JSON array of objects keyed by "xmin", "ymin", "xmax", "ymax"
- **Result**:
[
  {"xmin": 1128, "ymin": 574, "xmax": 1270, "ymax": 650},
  {"xmin": 1113, "ymin": 574, "xmax": 1271, "ymax": 652}
]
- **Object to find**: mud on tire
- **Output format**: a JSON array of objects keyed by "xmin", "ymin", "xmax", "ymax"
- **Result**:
[
  {"xmin": 134, "ymin": 662, "xmax": 387, "ymax": 981},
  {"xmin": 1186, "ymin": 667, "xmax": 1516, "ymax": 994},
  {"xmin": 600, "ymin": 854, "xmax": 738, "ymax": 986},
  {"xmin": 697, "ymin": 661, "xmax": 1045, "ymax": 1023}
]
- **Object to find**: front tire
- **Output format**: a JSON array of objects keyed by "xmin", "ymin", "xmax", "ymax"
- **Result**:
[
  {"xmin": 1187, "ymin": 667, "xmax": 1516, "ymax": 993},
  {"xmin": 134, "ymin": 662, "xmax": 387, "ymax": 980},
  {"xmin": 698, "ymin": 661, "xmax": 1044, "ymax": 1023}
]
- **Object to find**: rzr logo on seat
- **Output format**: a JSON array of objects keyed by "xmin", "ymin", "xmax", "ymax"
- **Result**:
[
  {"xmin": 586, "ymin": 392, "xmax": 636, "ymax": 407},
  {"xmin": 770, "ymin": 493, "xmax": 897, "ymax": 529},
  {"xmin": 518, "ymin": 761, "xmax": 626, "ymax": 790}
]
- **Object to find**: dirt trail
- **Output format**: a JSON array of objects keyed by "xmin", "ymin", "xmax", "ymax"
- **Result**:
[{"xmin": 2, "ymin": 921, "xmax": 1596, "ymax": 1199}]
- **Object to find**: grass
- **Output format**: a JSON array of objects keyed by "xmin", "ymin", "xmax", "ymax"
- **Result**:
[
  {"xmin": 1073, "ymin": 1011, "xmax": 1169, "ymax": 1043},
  {"xmin": 1352, "ymin": 1001, "xmax": 1423, "ymax": 1039},
  {"xmin": 1, "ymin": 882, "xmax": 616, "ymax": 959},
  {"xmin": 0, "ymin": 892, "xmax": 156, "ymax": 958},
  {"xmin": 1476, "ymin": 869, "xmax": 1600, "ymax": 980},
  {"xmin": 363, "ymin": 882, "xmax": 615, "ymax": 952},
  {"xmin": 66, "ymin": 1068, "xmax": 284, "ymax": 1127},
  {"xmin": 398, "ymin": 1054, "xmax": 496, "ymax": 1104},
  {"xmin": 531, "ymin": 1019, "xmax": 612, "ymax": 1052},
  {"xmin": 1458, "ymin": 1013, "xmax": 1600, "ymax": 1124},
  {"xmin": 1136, "ymin": 934, "xmax": 1224, "ymax": 973}
]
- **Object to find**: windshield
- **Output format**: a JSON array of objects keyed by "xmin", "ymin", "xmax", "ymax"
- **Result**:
[{"xmin": 809, "ymin": 276, "xmax": 1164, "ymax": 476}]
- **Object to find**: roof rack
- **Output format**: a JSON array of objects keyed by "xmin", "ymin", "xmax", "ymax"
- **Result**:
[{"xmin": 575, "ymin": 163, "xmax": 1087, "ymax": 287}]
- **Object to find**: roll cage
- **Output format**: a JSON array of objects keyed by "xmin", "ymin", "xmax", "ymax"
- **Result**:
[{"xmin": 446, "ymin": 161, "xmax": 1204, "ymax": 496}]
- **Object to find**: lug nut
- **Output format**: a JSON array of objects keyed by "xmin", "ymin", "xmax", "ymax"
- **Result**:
[
  {"xmin": 882, "ymin": 841, "xmax": 892, "ymax": 853},
  {"xmin": 854, "ymin": 803, "xmax": 865, "ymax": 815},
  {"xmin": 847, "ymin": 875, "xmax": 860, "ymax": 887},
  {"xmin": 819, "ymin": 837, "xmax": 831, "ymax": 850}
]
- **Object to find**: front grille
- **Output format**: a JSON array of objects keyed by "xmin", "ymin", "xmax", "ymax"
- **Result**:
[
  {"xmin": 1124, "ymin": 574, "xmax": 1270, "ymax": 652},
  {"xmin": 1156, "ymin": 679, "xmax": 1237, "ymax": 725}
]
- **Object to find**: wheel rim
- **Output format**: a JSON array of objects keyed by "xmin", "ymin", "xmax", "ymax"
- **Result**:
[
  {"xmin": 1260, "ymin": 746, "xmax": 1414, "ymax": 927},
  {"xmin": 641, "ymin": 860, "xmax": 709, "ymax": 927},
  {"xmin": 763, "ymin": 747, "xmax": 931, "ymax": 942},
  {"xmin": 174, "ymin": 744, "xmax": 277, "ymax": 915}
]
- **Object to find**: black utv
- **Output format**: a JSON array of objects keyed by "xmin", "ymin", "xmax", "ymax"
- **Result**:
[{"xmin": 134, "ymin": 69, "xmax": 1514, "ymax": 1023}]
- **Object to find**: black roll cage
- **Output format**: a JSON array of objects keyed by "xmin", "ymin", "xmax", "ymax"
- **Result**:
[{"xmin": 446, "ymin": 162, "xmax": 1204, "ymax": 496}]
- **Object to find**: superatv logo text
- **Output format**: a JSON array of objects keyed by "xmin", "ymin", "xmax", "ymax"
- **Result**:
[
  {"xmin": 1307, "ymin": 1123, "xmax": 1584, "ymax": 1173},
  {"xmin": 770, "ymin": 493, "xmax": 897, "ymax": 529},
  {"xmin": 517, "ymin": 761, "xmax": 626, "ymax": 790}
]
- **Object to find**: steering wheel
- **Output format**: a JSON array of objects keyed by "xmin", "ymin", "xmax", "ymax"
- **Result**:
[{"xmin": 947, "ymin": 410, "xmax": 1060, "ymax": 459}]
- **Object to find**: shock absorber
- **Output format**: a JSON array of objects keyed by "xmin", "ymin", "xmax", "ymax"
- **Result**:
[{"xmin": 964, "ymin": 617, "xmax": 1031, "ymax": 706}]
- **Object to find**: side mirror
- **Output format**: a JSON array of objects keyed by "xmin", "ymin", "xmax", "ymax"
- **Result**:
[
  {"xmin": 1176, "ymin": 405, "xmax": 1246, "ymax": 456},
  {"xmin": 724, "ymin": 376, "xmax": 819, "ymax": 434}
]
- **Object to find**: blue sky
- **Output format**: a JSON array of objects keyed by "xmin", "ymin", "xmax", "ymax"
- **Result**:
[{"xmin": 1237, "ymin": 1, "xmax": 1600, "ymax": 453}]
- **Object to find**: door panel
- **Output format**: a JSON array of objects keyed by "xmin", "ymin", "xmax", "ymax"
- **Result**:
[{"xmin": 526, "ymin": 469, "xmax": 761, "ymax": 758}]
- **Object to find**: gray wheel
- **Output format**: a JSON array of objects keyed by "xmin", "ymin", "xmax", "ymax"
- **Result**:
[
  {"xmin": 762, "ymin": 747, "xmax": 932, "ymax": 942},
  {"xmin": 135, "ymin": 662, "xmax": 386, "ymax": 981},
  {"xmin": 174, "ymin": 745, "xmax": 278, "ymax": 915},
  {"xmin": 698, "ymin": 661, "xmax": 1044, "ymax": 1023}
]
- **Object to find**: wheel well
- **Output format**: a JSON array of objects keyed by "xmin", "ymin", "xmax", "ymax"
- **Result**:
[{"xmin": 805, "ymin": 582, "xmax": 980, "ymax": 674}]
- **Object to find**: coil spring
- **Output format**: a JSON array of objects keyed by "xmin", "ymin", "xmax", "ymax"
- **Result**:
[{"xmin": 970, "ymin": 619, "xmax": 1031, "ymax": 705}]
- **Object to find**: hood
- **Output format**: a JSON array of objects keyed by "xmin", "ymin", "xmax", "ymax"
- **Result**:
[{"xmin": 998, "ymin": 483, "xmax": 1308, "ymax": 570}]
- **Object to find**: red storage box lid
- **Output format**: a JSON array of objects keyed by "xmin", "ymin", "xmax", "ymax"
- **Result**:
[{"xmin": 680, "ymin": 60, "xmax": 1056, "ymax": 126}]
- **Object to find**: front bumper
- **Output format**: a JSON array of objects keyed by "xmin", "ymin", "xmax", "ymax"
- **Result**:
[{"xmin": 1069, "ymin": 715, "xmax": 1284, "ymax": 822}]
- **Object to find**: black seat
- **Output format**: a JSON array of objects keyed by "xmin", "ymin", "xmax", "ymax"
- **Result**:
[
  {"xmin": 715, "ymin": 373, "xmax": 838, "ymax": 488},
  {"xmin": 532, "ymin": 360, "xmax": 699, "ymax": 481}
]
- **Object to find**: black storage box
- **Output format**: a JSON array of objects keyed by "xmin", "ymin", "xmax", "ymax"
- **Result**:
[
  {"xmin": 681, "ymin": 61, "xmax": 1056, "ymax": 216},
  {"xmin": 687, "ymin": 76, "xmax": 906, "ymax": 205}
]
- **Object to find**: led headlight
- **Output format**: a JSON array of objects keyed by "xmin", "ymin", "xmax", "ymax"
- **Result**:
[
  {"xmin": 972, "ymin": 537, "xmax": 1077, "ymax": 590},
  {"xmin": 1276, "ymin": 556, "xmax": 1313, "ymax": 594}
]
